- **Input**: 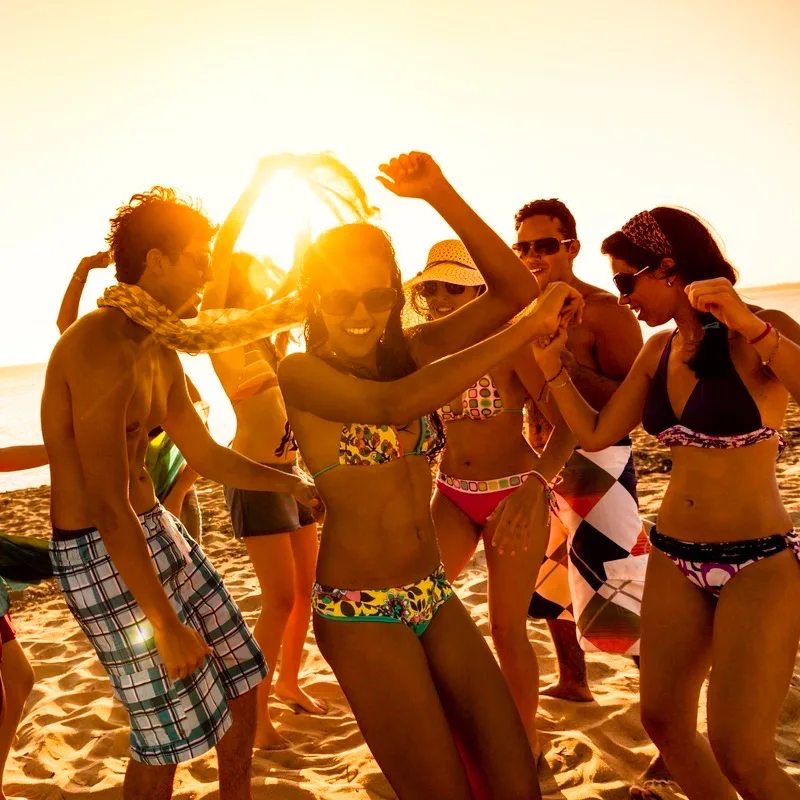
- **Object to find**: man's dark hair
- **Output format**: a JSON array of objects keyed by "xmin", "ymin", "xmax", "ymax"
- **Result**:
[
  {"xmin": 514, "ymin": 199, "xmax": 577, "ymax": 240},
  {"xmin": 106, "ymin": 186, "xmax": 217, "ymax": 284}
]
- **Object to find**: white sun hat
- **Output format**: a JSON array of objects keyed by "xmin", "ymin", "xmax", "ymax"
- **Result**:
[{"xmin": 404, "ymin": 239, "xmax": 485, "ymax": 288}]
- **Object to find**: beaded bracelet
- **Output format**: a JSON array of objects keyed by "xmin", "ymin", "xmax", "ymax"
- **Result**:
[{"xmin": 72, "ymin": 271, "xmax": 87, "ymax": 285}]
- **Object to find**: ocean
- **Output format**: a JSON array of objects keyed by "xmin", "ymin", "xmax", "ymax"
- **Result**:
[{"xmin": 3, "ymin": 286, "xmax": 799, "ymax": 493}]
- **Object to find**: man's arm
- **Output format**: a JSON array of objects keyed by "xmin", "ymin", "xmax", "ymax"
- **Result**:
[
  {"xmin": 68, "ymin": 341, "xmax": 210, "ymax": 679},
  {"xmin": 566, "ymin": 296, "xmax": 643, "ymax": 409},
  {"xmin": 161, "ymin": 357, "xmax": 305, "ymax": 495}
]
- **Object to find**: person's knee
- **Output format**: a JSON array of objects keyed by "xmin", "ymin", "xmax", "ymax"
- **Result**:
[
  {"xmin": 229, "ymin": 687, "xmax": 258, "ymax": 729},
  {"xmin": 709, "ymin": 726, "xmax": 771, "ymax": 796},
  {"xmin": 489, "ymin": 615, "xmax": 527, "ymax": 651},
  {"xmin": 12, "ymin": 661, "xmax": 34, "ymax": 706},
  {"xmin": 640, "ymin": 697, "xmax": 687, "ymax": 748},
  {"xmin": 261, "ymin": 586, "xmax": 296, "ymax": 620}
]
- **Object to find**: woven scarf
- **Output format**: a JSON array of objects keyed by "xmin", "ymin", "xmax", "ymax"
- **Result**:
[{"xmin": 98, "ymin": 283, "xmax": 305, "ymax": 354}]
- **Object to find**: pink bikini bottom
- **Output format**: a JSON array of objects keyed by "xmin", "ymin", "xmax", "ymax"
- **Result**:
[{"xmin": 435, "ymin": 471, "xmax": 533, "ymax": 528}]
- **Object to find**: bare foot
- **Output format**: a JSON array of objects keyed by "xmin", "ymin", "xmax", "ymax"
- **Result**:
[
  {"xmin": 630, "ymin": 753, "xmax": 679, "ymax": 799},
  {"xmin": 274, "ymin": 682, "xmax": 329, "ymax": 715},
  {"xmin": 540, "ymin": 681, "xmax": 594, "ymax": 703},
  {"xmin": 254, "ymin": 723, "xmax": 292, "ymax": 751}
]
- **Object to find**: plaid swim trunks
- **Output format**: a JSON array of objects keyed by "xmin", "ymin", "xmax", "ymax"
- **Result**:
[{"xmin": 50, "ymin": 505, "xmax": 267, "ymax": 765}]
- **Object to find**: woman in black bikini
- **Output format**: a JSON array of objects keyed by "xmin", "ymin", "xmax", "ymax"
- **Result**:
[
  {"xmin": 532, "ymin": 207, "xmax": 800, "ymax": 800},
  {"xmin": 278, "ymin": 151, "xmax": 582, "ymax": 799}
]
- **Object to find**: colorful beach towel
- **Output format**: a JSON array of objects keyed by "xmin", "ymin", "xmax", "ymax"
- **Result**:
[{"xmin": 529, "ymin": 442, "xmax": 650, "ymax": 656}]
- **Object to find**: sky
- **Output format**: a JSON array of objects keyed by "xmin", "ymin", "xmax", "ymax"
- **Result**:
[{"xmin": 1, "ymin": 0, "xmax": 798, "ymax": 367}]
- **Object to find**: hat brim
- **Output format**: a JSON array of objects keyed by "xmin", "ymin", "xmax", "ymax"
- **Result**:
[{"xmin": 403, "ymin": 262, "xmax": 486, "ymax": 289}]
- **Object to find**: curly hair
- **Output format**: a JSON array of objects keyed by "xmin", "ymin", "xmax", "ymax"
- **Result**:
[
  {"xmin": 601, "ymin": 207, "xmax": 738, "ymax": 380},
  {"xmin": 514, "ymin": 198, "xmax": 577, "ymax": 240},
  {"xmin": 106, "ymin": 186, "xmax": 217, "ymax": 284}
]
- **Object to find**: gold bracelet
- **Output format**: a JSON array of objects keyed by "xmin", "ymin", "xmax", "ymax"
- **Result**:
[
  {"xmin": 72, "ymin": 271, "xmax": 87, "ymax": 285},
  {"xmin": 762, "ymin": 329, "xmax": 781, "ymax": 367}
]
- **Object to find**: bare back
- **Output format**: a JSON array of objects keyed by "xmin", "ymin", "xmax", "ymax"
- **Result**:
[{"xmin": 42, "ymin": 308, "xmax": 183, "ymax": 529}]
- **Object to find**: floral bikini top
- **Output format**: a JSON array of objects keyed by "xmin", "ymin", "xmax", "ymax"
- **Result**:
[
  {"xmin": 439, "ymin": 375, "xmax": 523, "ymax": 422},
  {"xmin": 311, "ymin": 416, "xmax": 440, "ymax": 478}
]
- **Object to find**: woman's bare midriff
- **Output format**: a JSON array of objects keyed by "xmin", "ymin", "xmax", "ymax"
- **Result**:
[
  {"xmin": 229, "ymin": 391, "xmax": 296, "ymax": 465},
  {"xmin": 439, "ymin": 414, "xmax": 540, "ymax": 479},
  {"xmin": 314, "ymin": 457, "xmax": 441, "ymax": 588},
  {"xmin": 657, "ymin": 440, "xmax": 792, "ymax": 541}
]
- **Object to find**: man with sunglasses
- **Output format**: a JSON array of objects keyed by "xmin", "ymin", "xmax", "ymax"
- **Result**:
[
  {"xmin": 42, "ymin": 186, "xmax": 319, "ymax": 799},
  {"xmin": 514, "ymin": 199, "xmax": 646, "ymax": 703}
]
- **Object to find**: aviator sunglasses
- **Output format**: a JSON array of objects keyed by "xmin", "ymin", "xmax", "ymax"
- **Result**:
[
  {"xmin": 612, "ymin": 266, "xmax": 651, "ymax": 296},
  {"xmin": 511, "ymin": 237, "xmax": 576, "ymax": 258},
  {"xmin": 318, "ymin": 287, "xmax": 398, "ymax": 316}
]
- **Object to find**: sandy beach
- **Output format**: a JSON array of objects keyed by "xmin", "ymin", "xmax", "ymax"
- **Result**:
[{"xmin": 3, "ymin": 407, "xmax": 800, "ymax": 799}]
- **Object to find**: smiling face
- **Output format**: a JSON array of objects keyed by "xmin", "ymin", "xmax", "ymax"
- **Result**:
[
  {"xmin": 314, "ymin": 252, "xmax": 397, "ymax": 363},
  {"xmin": 515, "ymin": 215, "xmax": 579, "ymax": 288},
  {"xmin": 414, "ymin": 281, "xmax": 481, "ymax": 320},
  {"xmin": 610, "ymin": 256, "xmax": 677, "ymax": 326}
]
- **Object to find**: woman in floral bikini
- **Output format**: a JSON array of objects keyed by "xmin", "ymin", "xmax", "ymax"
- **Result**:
[{"xmin": 278, "ymin": 151, "xmax": 582, "ymax": 799}]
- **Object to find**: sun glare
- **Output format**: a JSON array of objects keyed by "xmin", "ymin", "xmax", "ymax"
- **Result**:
[{"xmin": 235, "ymin": 168, "xmax": 337, "ymax": 273}]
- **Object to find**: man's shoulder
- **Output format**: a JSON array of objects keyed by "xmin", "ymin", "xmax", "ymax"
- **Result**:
[
  {"xmin": 52, "ymin": 310, "xmax": 135, "ymax": 373},
  {"xmin": 575, "ymin": 285, "xmax": 634, "ymax": 325}
]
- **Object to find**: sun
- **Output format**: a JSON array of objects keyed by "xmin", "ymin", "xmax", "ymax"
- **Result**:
[{"xmin": 235, "ymin": 168, "xmax": 338, "ymax": 275}]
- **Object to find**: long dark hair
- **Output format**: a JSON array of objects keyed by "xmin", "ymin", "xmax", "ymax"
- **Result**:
[
  {"xmin": 295, "ymin": 222, "xmax": 445, "ymax": 456},
  {"xmin": 601, "ymin": 207, "xmax": 738, "ymax": 379}
]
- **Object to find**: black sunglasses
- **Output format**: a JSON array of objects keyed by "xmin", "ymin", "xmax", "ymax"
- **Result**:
[
  {"xmin": 612, "ymin": 266, "xmax": 651, "ymax": 296},
  {"xmin": 416, "ymin": 281, "xmax": 468, "ymax": 298},
  {"xmin": 318, "ymin": 287, "xmax": 398, "ymax": 316},
  {"xmin": 512, "ymin": 237, "xmax": 576, "ymax": 258}
]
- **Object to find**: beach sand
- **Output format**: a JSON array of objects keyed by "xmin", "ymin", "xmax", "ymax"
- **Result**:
[{"xmin": 3, "ymin": 408, "xmax": 800, "ymax": 799}]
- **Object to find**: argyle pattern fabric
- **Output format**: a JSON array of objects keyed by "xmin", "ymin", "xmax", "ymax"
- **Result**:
[{"xmin": 529, "ymin": 443, "xmax": 650, "ymax": 656}]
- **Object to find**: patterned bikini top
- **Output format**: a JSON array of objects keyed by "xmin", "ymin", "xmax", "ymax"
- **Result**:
[
  {"xmin": 644, "ymin": 332, "xmax": 786, "ymax": 455},
  {"xmin": 439, "ymin": 375, "xmax": 523, "ymax": 422},
  {"xmin": 229, "ymin": 340, "xmax": 279, "ymax": 406},
  {"xmin": 311, "ymin": 416, "xmax": 440, "ymax": 478},
  {"xmin": 657, "ymin": 425, "xmax": 786, "ymax": 454}
]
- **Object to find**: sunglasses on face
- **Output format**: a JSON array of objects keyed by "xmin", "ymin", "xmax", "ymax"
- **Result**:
[
  {"xmin": 179, "ymin": 251, "xmax": 212, "ymax": 273},
  {"xmin": 318, "ymin": 287, "xmax": 398, "ymax": 316},
  {"xmin": 511, "ymin": 238, "xmax": 576, "ymax": 258},
  {"xmin": 416, "ymin": 281, "xmax": 468, "ymax": 298},
  {"xmin": 612, "ymin": 266, "xmax": 651, "ymax": 296}
]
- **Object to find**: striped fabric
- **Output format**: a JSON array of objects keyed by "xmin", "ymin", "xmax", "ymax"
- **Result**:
[{"xmin": 50, "ymin": 506, "xmax": 267, "ymax": 764}]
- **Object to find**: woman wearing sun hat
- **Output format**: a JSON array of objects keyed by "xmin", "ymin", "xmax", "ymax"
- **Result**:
[{"xmin": 406, "ymin": 239, "xmax": 577, "ymax": 756}]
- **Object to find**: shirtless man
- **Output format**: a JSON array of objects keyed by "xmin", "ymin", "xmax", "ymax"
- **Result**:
[
  {"xmin": 514, "ymin": 199, "xmax": 646, "ymax": 702},
  {"xmin": 42, "ymin": 187, "xmax": 317, "ymax": 800}
]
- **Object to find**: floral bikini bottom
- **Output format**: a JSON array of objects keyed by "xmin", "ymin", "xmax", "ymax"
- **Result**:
[{"xmin": 311, "ymin": 564, "xmax": 455, "ymax": 637}]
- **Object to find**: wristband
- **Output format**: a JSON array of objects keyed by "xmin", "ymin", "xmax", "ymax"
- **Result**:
[{"xmin": 747, "ymin": 321, "xmax": 772, "ymax": 345}]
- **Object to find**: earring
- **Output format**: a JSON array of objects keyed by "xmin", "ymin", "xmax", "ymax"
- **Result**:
[{"xmin": 667, "ymin": 278, "xmax": 675, "ymax": 287}]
